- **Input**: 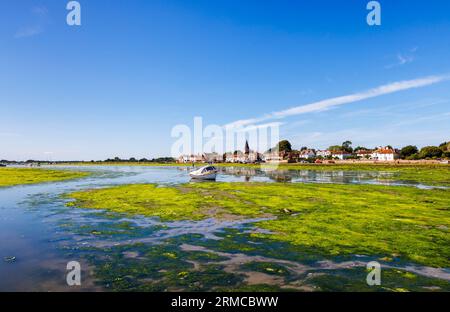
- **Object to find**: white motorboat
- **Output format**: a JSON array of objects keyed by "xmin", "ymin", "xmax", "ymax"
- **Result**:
[{"xmin": 189, "ymin": 165, "xmax": 218, "ymax": 180}]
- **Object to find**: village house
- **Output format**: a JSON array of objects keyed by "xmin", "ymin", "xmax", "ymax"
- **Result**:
[
  {"xmin": 203, "ymin": 152, "xmax": 222, "ymax": 163},
  {"xmin": 223, "ymin": 141, "xmax": 263, "ymax": 163},
  {"xmin": 331, "ymin": 150, "xmax": 353, "ymax": 160},
  {"xmin": 246, "ymin": 151, "xmax": 261, "ymax": 163},
  {"xmin": 224, "ymin": 152, "xmax": 234, "ymax": 163},
  {"xmin": 263, "ymin": 150, "xmax": 299, "ymax": 163},
  {"xmin": 224, "ymin": 151, "xmax": 261, "ymax": 163},
  {"xmin": 263, "ymin": 151, "xmax": 284, "ymax": 163},
  {"xmin": 356, "ymin": 149, "xmax": 373, "ymax": 159},
  {"xmin": 371, "ymin": 147, "xmax": 399, "ymax": 161},
  {"xmin": 299, "ymin": 149, "xmax": 316, "ymax": 159},
  {"xmin": 224, "ymin": 151, "xmax": 245, "ymax": 163},
  {"xmin": 177, "ymin": 154, "xmax": 204, "ymax": 163},
  {"xmin": 316, "ymin": 150, "xmax": 331, "ymax": 158},
  {"xmin": 233, "ymin": 151, "xmax": 246, "ymax": 163}
]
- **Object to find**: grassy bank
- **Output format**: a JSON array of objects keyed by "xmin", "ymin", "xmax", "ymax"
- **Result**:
[
  {"xmin": 0, "ymin": 168, "xmax": 90, "ymax": 187},
  {"xmin": 67, "ymin": 182, "xmax": 450, "ymax": 268}
]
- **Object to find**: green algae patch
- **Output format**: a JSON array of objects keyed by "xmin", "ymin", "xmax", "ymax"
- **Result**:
[
  {"xmin": 306, "ymin": 267, "xmax": 450, "ymax": 292},
  {"xmin": 241, "ymin": 262, "xmax": 291, "ymax": 276},
  {"xmin": 66, "ymin": 182, "xmax": 450, "ymax": 267},
  {"xmin": 67, "ymin": 184, "xmax": 214, "ymax": 221},
  {"xmin": 0, "ymin": 167, "xmax": 90, "ymax": 187}
]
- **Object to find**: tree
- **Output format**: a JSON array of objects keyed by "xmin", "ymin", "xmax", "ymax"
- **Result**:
[
  {"xmin": 354, "ymin": 146, "xmax": 368, "ymax": 152},
  {"xmin": 328, "ymin": 145, "xmax": 342, "ymax": 151},
  {"xmin": 276, "ymin": 140, "xmax": 292, "ymax": 152},
  {"xmin": 419, "ymin": 146, "xmax": 443, "ymax": 159},
  {"xmin": 400, "ymin": 145, "xmax": 418, "ymax": 159},
  {"xmin": 439, "ymin": 141, "xmax": 450, "ymax": 152},
  {"xmin": 342, "ymin": 141, "xmax": 353, "ymax": 153}
]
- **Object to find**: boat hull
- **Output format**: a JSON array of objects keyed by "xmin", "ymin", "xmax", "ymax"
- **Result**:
[{"xmin": 189, "ymin": 173, "xmax": 217, "ymax": 180}]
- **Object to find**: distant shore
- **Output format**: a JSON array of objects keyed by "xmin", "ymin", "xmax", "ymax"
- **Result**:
[{"xmin": 47, "ymin": 159, "xmax": 449, "ymax": 167}]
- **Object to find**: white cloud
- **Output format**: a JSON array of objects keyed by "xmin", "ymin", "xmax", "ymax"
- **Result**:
[
  {"xmin": 234, "ymin": 122, "xmax": 284, "ymax": 132},
  {"xmin": 396, "ymin": 53, "xmax": 414, "ymax": 66},
  {"xmin": 385, "ymin": 47, "xmax": 418, "ymax": 69},
  {"xmin": 14, "ymin": 26, "xmax": 43, "ymax": 38},
  {"xmin": 32, "ymin": 6, "xmax": 49, "ymax": 17},
  {"xmin": 225, "ymin": 75, "xmax": 450, "ymax": 129},
  {"xmin": 14, "ymin": 5, "xmax": 48, "ymax": 39}
]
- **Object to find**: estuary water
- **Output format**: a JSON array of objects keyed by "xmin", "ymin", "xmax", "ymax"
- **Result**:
[{"xmin": 0, "ymin": 165, "xmax": 448, "ymax": 291}]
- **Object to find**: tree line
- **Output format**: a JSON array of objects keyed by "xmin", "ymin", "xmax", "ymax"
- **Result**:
[{"xmin": 268, "ymin": 140, "xmax": 450, "ymax": 160}]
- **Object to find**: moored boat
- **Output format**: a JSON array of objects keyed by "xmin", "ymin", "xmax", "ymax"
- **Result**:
[{"xmin": 189, "ymin": 165, "xmax": 218, "ymax": 180}]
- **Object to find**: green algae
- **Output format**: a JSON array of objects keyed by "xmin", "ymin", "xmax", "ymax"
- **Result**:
[
  {"xmin": 307, "ymin": 267, "xmax": 450, "ymax": 292},
  {"xmin": 78, "ymin": 242, "xmax": 244, "ymax": 292},
  {"xmin": 241, "ymin": 262, "xmax": 291, "ymax": 276},
  {"xmin": 68, "ymin": 229, "xmax": 450, "ymax": 292},
  {"xmin": 67, "ymin": 182, "xmax": 450, "ymax": 268},
  {"xmin": 0, "ymin": 168, "xmax": 89, "ymax": 187}
]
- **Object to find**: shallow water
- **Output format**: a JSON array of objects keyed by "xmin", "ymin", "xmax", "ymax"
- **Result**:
[{"xmin": 0, "ymin": 165, "xmax": 448, "ymax": 291}]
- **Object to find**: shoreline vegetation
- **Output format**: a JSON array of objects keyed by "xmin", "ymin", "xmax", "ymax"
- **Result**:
[
  {"xmin": 54, "ymin": 161, "xmax": 449, "ymax": 186},
  {"xmin": 66, "ymin": 182, "xmax": 450, "ymax": 268},
  {"xmin": 0, "ymin": 168, "xmax": 90, "ymax": 187},
  {"xmin": 2, "ymin": 162, "xmax": 448, "ymax": 186}
]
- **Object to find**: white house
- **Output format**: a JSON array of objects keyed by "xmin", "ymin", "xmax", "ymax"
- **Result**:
[
  {"xmin": 178, "ymin": 154, "xmax": 204, "ymax": 163},
  {"xmin": 225, "ymin": 151, "xmax": 247, "ymax": 163},
  {"xmin": 331, "ymin": 151, "xmax": 352, "ymax": 160},
  {"xmin": 203, "ymin": 152, "xmax": 222, "ymax": 163},
  {"xmin": 371, "ymin": 147, "xmax": 399, "ymax": 161},
  {"xmin": 246, "ymin": 151, "xmax": 261, "ymax": 163},
  {"xmin": 263, "ymin": 151, "xmax": 284, "ymax": 163},
  {"xmin": 316, "ymin": 150, "xmax": 331, "ymax": 158},
  {"xmin": 224, "ymin": 152, "xmax": 235, "ymax": 163},
  {"xmin": 356, "ymin": 150, "xmax": 373, "ymax": 159},
  {"xmin": 299, "ymin": 149, "xmax": 316, "ymax": 159}
]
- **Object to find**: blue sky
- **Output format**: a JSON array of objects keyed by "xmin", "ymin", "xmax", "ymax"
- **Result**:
[{"xmin": 1, "ymin": 0, "xmax": 450, "ymax": 160}]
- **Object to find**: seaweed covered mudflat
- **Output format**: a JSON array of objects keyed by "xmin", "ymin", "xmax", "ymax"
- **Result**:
[
  {"xmin": 64, "ymin": 181, "xmax": 450, "ymax": 291},
  {"xmin": 0, "ymin": 168, "xmax": 89, "ymax": 187}
]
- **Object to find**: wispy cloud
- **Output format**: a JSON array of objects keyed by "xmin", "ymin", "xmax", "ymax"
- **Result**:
[
  {"xmin": 225, "ymin": 75, "xmax": 450, "ymax": 128},
  {"xmin": 32, "ymin": 6, "xmax": 49, "ymax": 17},
  {"xmin": 385, "ymin": 47, "xmax": 417, "ymax": 69},
  {"xmin": 233, "ymin": 122, "xmax": 284, "ymax": 132},
  {"xmin": 339, "ymin": 98, "xmax": 450, "ymax": 118},
  {"xmin": 14, "ymin": 26, "xmax": 43, "ymax": 38},
  {"xmin": 289, "ymin": 117, "xmax": 450, "ymax": 150},
  {"xmin": 397, "ymin": 53, "xmax": 414, "ymax": 65},
  {"xmin": 14, "ymin": 5, "xmax": 48, "ymax": 39}
]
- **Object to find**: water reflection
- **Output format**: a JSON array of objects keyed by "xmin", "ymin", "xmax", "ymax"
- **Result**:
[{"xmin": 215, "ymin": 166, "xmax": 431, "ymax": 188}]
